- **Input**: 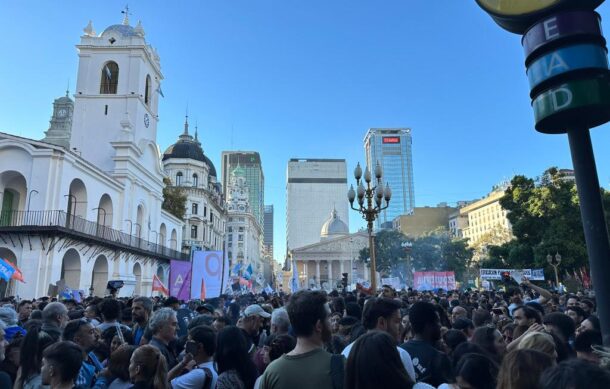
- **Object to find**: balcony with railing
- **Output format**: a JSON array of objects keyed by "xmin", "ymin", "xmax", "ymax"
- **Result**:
[{"xmin": 0, "ymin": 210, "xmax": 189, "ymax": 261}]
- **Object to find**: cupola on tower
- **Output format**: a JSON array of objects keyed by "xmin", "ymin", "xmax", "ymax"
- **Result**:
[{"xmin": 70, "ymin": 13, "xmax": 163, "ymax": 173}]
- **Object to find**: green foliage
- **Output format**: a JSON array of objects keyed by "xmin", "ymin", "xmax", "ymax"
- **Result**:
[
  {"xmin": 485, "ymin": 167, "xmax": 610, "ymax": 279},
  {"xmin": 162, "ymin": 177, "xmax": 187, "ymax": 220},
  {"xmin": 358, "ymin": 229, "xmax": 409, "ymax": 278}
]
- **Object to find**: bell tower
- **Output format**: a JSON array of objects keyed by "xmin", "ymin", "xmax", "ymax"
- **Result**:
[
  {"xmin": 70, "ymin": 15, "xmax": 163, "ymax": 173},
  {"xmin": 42, "ymin": 89, "xmax": 74, "ymax": 149}
]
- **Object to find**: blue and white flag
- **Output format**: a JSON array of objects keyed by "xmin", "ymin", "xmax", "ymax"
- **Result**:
[
  {"xmin": 243, "ymin": 264, "xmax": 253, "ymax": 280},
  {"xmin": 0, "ymin": 258, "xmax": 15, "ymax": 281},
  {"xmin": 232, "ymin": 263, "xmax": 242, "ymax": 276},
  {"xmin": 264, "ymin": 284, "xmax": 274, "ymax": 294},
  {"xmin": 290, "ymin": 258, "xmax": 299, "ymax": 293}
]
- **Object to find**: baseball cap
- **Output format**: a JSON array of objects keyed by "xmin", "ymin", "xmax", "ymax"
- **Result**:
[{"xmin": 244, "ymin": 304, "xmax": 271, "ymax": 318}]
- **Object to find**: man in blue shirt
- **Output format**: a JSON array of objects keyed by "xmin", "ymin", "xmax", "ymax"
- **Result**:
[{"xmin": 63, "ymin": 319, "xmax": 108, "ymax": 388}]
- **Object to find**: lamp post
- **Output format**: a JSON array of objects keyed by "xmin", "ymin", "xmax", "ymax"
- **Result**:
[
  {"xmin": 348, "ymin": 161, "xmax": 391, "ymax": 293},
  {"xmin": 150, "ymin": 230, "xmax": 158, "ymax": 252},
  {"xmin": 92, "ymin": 207, "xmax": 106, "ymax": 226},
  {"xmin": 134, "ymin": 223, "xmax": 142, "ymax": 248},
  {"xmin": 546, "ymin": 252, "xmax": 562, "ymax": 288},
  {"xmin": 64, "ymin": 194, "xmax": 77, "ymax": 228},
  {"xmin": 27, "ymin": 189, "xmax": 38, "ymax": 213}
]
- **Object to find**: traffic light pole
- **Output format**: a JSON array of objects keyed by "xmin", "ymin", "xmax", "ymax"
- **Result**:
[{"xmin": 568, "ymin": 128, "xmax": 610, "ymax": 346}]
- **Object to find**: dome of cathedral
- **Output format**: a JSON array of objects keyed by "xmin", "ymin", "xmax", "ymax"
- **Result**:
[
  {"xmin": 162, "ymin": 130, "xmax": 217, "ymax": 177},
  {"xmin": 320, "ymin": 209, "xmax": 349, "ymax": 239},
  {"xmin": 101, "ymin": 24, "xmax": 139, "ymax": 38}
]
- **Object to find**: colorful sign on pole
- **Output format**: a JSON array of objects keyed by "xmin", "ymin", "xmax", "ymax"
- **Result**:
[
  {"xmin": 413, "ymin": 271, "xmax": 456, "ymax": 291},
  {"xmin": 191, "ymin": 251, "xmax": 224, "ymax": 300},
  {"xmin": 169, "ymin": 260, "xmax": 192, "ymax": 301}
]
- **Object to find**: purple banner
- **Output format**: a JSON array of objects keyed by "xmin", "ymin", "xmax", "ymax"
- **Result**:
[{"xmin": 170, "ymin": 260, "xmax": 192, "ymax": 301}]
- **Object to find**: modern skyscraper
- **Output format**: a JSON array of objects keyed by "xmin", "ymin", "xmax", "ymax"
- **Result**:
[
  {"xmin": 364, "ymin": 128, "xmax": 415, "ymax": 229},
  {"xmin": 221, "ymin": 151, "xmax": 264, "ymax": 227},
  {"xmin": 286, "ymin": 159, "xmax": 349, "ymax": 251},
  {"xmin": 263, "ymin": 205, "xmax": 274, "ymax": 259}
]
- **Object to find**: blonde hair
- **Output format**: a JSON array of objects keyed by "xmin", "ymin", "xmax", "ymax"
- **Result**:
[
  {"xmin": 518, "ymin": 331, "xmax": 556, "ymax": 358},
  {"xmin": 131, "ymin": 345, "xmax": 169, "ymax": 389}
]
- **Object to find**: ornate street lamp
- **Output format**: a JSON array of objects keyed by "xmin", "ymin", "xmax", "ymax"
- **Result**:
[
  {"xmin": 547, "ymin": 252, "xmax": 562, "ymax": 287},
  {"xmin": 348, "ymin": 161, "xmax": 391, "ymax": 292}
]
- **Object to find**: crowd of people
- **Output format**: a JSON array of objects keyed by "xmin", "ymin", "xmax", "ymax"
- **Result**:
[{"xmin": 0, "ymin": 277, "xmax": 609, "ymax": 389}]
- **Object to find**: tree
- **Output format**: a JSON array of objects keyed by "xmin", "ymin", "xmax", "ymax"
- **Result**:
[
  {"xmin": 483, "ymin": 167, "xmax": 610, "ymax": 280},
  {"xmin": 359, "ymin": 229, "xmax": 409, "ymax": 281},
  {"xmin": 162, "ymin": 177, "xmax": 187, "ymax": 220}
]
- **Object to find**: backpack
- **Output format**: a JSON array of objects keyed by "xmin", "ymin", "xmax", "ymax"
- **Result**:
[
  {"xmin": 198, "ymin": 367, "xmax": 214, "ymax": 389},
  {"xmin": 330, "ymin": 354, "xmax": 345, "ymax": 389}
]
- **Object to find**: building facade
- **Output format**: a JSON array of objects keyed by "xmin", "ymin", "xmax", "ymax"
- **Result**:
[
  {"xmin": 286, "ymin": 159, "xmax": 349, "ymax": 252},
  {"xmin": 225, "ymin": 167, "xmax": 264, "ymax": 279},
  {"xmin": 0, "ymin": 17, "xmax": 185, "ymax": 298},
  {"xmin": 263, "ymin": 205, "xmax": 274, "ymax": 259},
  {"xmin": 162, "ymin": 120, "xmax": 226, "ymax": 254},
  {"xmin": 221, "ymin": 151, "xmax": 264, "ymax": 228},
  {"xmin": 393, "ymin": 206, "xmax": 457, "ymax": 238},
  {"xmin": 460, "ymin": 189, "xmax": 513, "ymax": 246},
  {"xmin": 364, "ymin": 128, "xmax": 415, "ymax": 229}
]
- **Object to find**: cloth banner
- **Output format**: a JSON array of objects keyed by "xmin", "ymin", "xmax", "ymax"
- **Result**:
[
  {"xmin": 152, "ymin": 274, "xmax": 169, "ymax": 295},
  {"xmin": 413, "ymin": 271, "xmax": 456, "ymax": 291},
  {"xmin": 290, "ymin": 258, "xmax": 299, "ymax": 293},
  {"xmin": 0, "ymin": 258, "xmax": 15, "ymax": 282},
  {"xmin": 479, "ymin": 268, "xmax": 545, "ymax": 281},
  {"xmin": 170, "ymin": 260, "xmax": 192, "ymax": 301},
  {"xmin": 191, "ymin": 251, "xmax": 224, "ymax": 300},
  {"xmin": 381, "ymin": 277, "xmax": 401, "ymax": 290}
]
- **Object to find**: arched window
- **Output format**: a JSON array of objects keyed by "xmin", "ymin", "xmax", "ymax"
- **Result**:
[
  {"xmin": 144, "ymin": 75, "xmax": 152, "ymax": 105},
  {"xmin": 100, "ymin": 61, "xmax": 119, "ymax": 94},
  {"xmin": 176, "ymin": 172, "xmax": 183, "ymax": 186},
  {"xmin": 193, "ymin": 173, "xmax": 198, "ymax": 187}
]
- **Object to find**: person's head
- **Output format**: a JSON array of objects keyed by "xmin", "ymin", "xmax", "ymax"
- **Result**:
[
  {"xmin": 381, "ymin": 285, "xmax": 396, "ymax": 299},
  {"xmin": 62, "ymin": 319, "xmax": 97, "ymax": 352},
  {"xmin": 566, "ymin": 297, "xmax": 580, "ymax": 309},
  {"xmin": 513, "ymin": 305, "xmax": 540, "ymax": 327},
  {"xmin": 84, "ymin": 304, "xmax": 99, "ymax": 320},
  {"xmin": 186, "ymin": 325, "xmax": 216, "ymax": 362},
  {"xmin": 452, "ymin": 316, "xmax": 475, "ymax": 338},
  {"xmin": 409, "ymin": 301, "xmax": 441, "ymax": 342},
  {"xmin": 129, "ymin": 345, "xmax": 168, "ymax": 389},
  {"xmin": 42, "ymin": 302, "xmax": 69, "ymax": 328},
  {"xmin": 149, "ymin": 307, "xmax": 178, "ymax": 344},
  {"xmin": 567, "ymin": 306, "xmax": 586, "ymax": 326},
  {"xmin": 455, "ymin": 353, "xmax": 499, "ymax": 389},
  {"xmin": 472, "ymin": 308, "xmax": 493, "ymax": 327},
  {"xmin": 241, "ymin": 304, "xmax": 271, "ymax": 336},
  {"xmin": 108, "ymin": 344, "xmax": 136, "ymax": 383},
  {"xmin": 442, "ymin": 329, "xmax": 467, "ymax": 355},
  {"xmin": 212, "ymin": 316, "xmax": 229, "ymax": 332},
  {"xmin": 345, "ymin": 330, "xmax": 414, "ymax": 389},
  {"xmin": 286, "ymin": 290, "xmax": 331, "ymax": 344},
  {"xmin": 451, "ymin": 306, "xmax": 467, "ymax": 323},
  {"xmin": 18, "ymin": 320, "xmax": 55, "ymax": 382},
  {"xmin": 214, "ymin": 326, "xmax": 257, "ymax": 389},
  {"xmin": 330, "ymin": 312, "xmax": 342, "ymax": 334},
  {"xmin": 345, "ymin": 302, "xmax": 362, "ymax": 320},
  {"xmin": 99, "ymin": 298, "xmax": 122, "ymax": 322},
  {"xmin": 362, "ymin": 297, "xmax": 402, "ymax": 342},
  {"xmin": 543, "ymin": 312, "xmax": 576, "ymax": 342},
  {"xmin": 577, "ymin": 315, "xmax": 600, "ymax": 337},
  {"xmin": 518, "ymin": 331, "xmax": 557, "ymax": 360},
  {"xmin": 163, "ymin": 296, "xmax": 180, "ymax": 310},
  {"xmin": 40, "ymin": 341, "xmax": 84, "ymax": 387},
  {"xmin": 0, "ymin": 319, "xmax": 7, "ymax": 362},
  {"xmin": 270, "ymin": 307, "xmax": 290, "ymax": 335},
  {"xmin": 266, "ymin": 334, "xmax": 296, "ymax": 363},
  {"xmin": 574, "ymin": 330, "xmax": 603, "ymax": 365},
  {"xmin": 17, "ymin": 300, "xmax": 32, "ymax": 321},
  {"xmin": 496, "ymin": 349, "xmax": 555, "ymax": 389},
  {"xmin": 471, "ymin": 326, "xmax": 506, "ymax": 360},
  {"xmin": 132, "ymin": 297, "xmax": 153, "ymax": 325},
  {"xmin": 540, "ymin": 358, "xmax": 610, "ymax": 389},
  {"xmin": 101, "ymin": 325, "xmax": 134, "ymax": 355},
  {"xmin": 580, "ymin": 299, "xmax": 595, "ymax": 315}
]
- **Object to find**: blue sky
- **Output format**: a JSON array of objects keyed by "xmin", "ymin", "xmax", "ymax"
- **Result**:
[{"xmin": 1, "ymin": 1, "xmax": 610, "ymax": 263}]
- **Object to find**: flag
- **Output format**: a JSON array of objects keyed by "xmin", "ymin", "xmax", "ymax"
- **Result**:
[
  {"xmin": 104, "ymin": 65, "xmax": 112, "ymax": 79},
  {"xmin": 232, "ymin": 263, "xmax": 242, "ymax": 276},
  {"xmin": 264, "ymin": 284, "xmax": 274, "ymax": 294},
  {"xmin": 243, "ymin": 264, "xmax": 253, "ymax": 280},
  {"xmin": 156, "ymin": 85, "xmax": 165, "ymax": 97},
  {"xmin": 290, "ymin": 258, "xmax": 299, "ymax": 293},
  {"xmin": 256, "ymin": 273, "xmax": 264, "ymax": 286},
  {"xmin": 152, "ymin": 274, "xmax": 169, "ymax": 295},
  {"xmin": 0, "ymin": 258, "xmax": 16, "ymax": 282},
  {"xmin": 11, "ymin": 264, "xmax": 25, "ymax": 283}
]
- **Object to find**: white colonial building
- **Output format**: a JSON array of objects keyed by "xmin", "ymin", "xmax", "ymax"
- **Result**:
[
  {"xmin": 0, "ymin": 16, "xmax": 186, "ymax": 298},
  {"xmin": 291, "ymin": 209, "xmax": 369, "ymax": 290},
  {"xmin": 225, "ymin": 167, "xmax": 264, "ymax": 282},
  {"xmin": 162, "ymin": 120, "xmax": 227, "ymax": 253}
]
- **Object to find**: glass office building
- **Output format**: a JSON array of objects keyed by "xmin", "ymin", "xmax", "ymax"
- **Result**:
[
  {"xmin": 221, "ymin": 151, "xmax": 264, "ymax": 228},
  {"xmin": 364, "ymin": 128, "xmax": 415, "ymax": 229},
  {"xmin": 263, "ymin": 205, "xmax": 274, "ymax": 259}
]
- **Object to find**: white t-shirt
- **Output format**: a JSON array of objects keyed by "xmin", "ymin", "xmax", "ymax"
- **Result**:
[
  {"xmin": 170, "ymin": 361, "xmax": 218, "ymax": 389},
  {"xmin": 342, "ymin": 340, "xmax": 416, "ymax": 382}
]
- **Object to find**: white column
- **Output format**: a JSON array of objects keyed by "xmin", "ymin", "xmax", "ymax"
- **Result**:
[
  {"xmin": 340, "ymin": 259, "xmax": 345, "ymax": 275},
  {"xmin": 328, "ymin": 260, "xmax": 333, "ymax": 286},
  {"xmin": 303, "ymin": 260, "xmax": 308, "ymax": 287},
  {"xmin": 315, "ymin": 260, "xmax": 321, "ymax": 287}
]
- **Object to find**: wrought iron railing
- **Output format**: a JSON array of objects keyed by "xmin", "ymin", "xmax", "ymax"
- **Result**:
[{"xmin": 0, "ymin": 210, "xmax": 188, "ymax": 260}]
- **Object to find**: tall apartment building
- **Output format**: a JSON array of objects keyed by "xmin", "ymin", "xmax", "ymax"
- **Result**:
[
  {"xmin": 286, "ymin": 159, "xmax": 349, "ymax": 251},
  {"xmin": 221, "ymin": 151, "xmax": 264, "ymax": 227},
  {"xmin": 364, "ymin": 128, "xmax": 415, "ymax": 229},
  {"xmin": 263, "ymin": 205, "xmax": 274, "ymax": 259}
]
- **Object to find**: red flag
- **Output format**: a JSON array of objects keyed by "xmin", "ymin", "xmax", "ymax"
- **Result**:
[
  {"xmin": 5, "ymin": 260, "xmax": 25, "ymax": 283},
  {"xmin": 152, "ymin": 274, "xmax": 169, "ymax": 295}
]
